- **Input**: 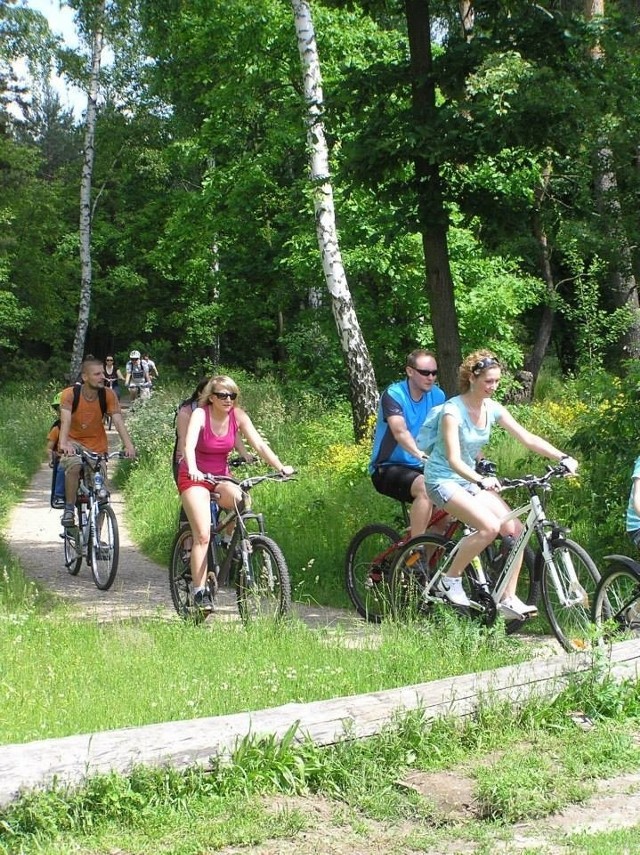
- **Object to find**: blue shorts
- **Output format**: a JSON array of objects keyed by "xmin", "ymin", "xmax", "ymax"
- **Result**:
[{"xmin": 426, "ymin": 479, "xmax": 481, "ymax": 509}]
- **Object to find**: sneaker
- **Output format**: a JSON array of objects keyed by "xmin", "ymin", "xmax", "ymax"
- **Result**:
[
  {"xmin": 61, "ymin": 508, "xmax": 75, "ymax": 527},
  {"xmin": 436, "ymin": 576, "xmax": 470, "ymax": 607},
  {"xmin": 499, "ymin": 595, "xmax": 538, "ymax": 618},
  {"xmin": 193, "ymin": 589, "xmax": 214, "ymax": 614},
  {"xmin": 52, "ymin": 496, "xmax": 66, "ymax": 509}
]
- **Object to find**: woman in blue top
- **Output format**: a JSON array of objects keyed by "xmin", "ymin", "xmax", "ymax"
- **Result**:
[
  {"xmin": 626, "ymin": 456, "xmax": 640, "ymax": 547},
  {"xmin": 424, "ymin": 350, "xmax": 578, "ymax": 617}
]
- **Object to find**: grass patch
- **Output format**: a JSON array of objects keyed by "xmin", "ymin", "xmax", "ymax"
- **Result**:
[{"xmin": 0, "ymin": 611, "xmax": 527, "ymax": 745}]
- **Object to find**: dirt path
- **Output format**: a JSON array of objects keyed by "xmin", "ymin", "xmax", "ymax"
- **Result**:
[{"xmin": 5, "ymin": 430, "xmax": 377, "ymax": 637}]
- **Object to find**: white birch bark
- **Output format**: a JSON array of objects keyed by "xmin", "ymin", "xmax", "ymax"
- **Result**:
[
  {"xmin": 291, "ymin": 0, "xmax": 378, "ymax": 439},
  {"xmin": 69, "ymin": 1, "xmax": 105, "ymax": 380}
]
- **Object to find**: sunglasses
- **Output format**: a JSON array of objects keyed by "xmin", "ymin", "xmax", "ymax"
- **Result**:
[
  {"xmin": 106, "ymin": 359, "xmax": 113, "ymax": 362},
  {"xmin": 412, "ymin": 367, "xmax": 438, "ymax": 377},
  {"xmin": 471, "ymin": 357, "xmax": 500, "ymax": 375},
  {"xmin": 212, "ymin": 391, "xmax": 237, "ymax": 401}
]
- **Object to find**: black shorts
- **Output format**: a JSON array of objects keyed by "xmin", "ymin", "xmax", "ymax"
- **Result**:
[{"xmin": 371, "ymin": 465, "xmax": 422, "ymax": 505}]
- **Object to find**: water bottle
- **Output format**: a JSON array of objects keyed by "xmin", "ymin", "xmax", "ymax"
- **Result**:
[{"xmin": 94, "ymin": 471, "xmax": 107, "ymax": 500}]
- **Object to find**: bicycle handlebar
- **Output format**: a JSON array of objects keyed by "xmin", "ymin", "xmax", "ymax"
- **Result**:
[
  {"xmin": 79, "ymin": 450, "xmax": 127, "ymax": 465},
  {"xmin": 203, "ymin": 470, "xmax": 296, "ymax": 490},
  {"xmin": 499, "ymin": 463, "xmax": 572, "ymax": 491}
]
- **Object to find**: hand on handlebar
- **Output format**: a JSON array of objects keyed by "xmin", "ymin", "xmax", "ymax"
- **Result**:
[
  {"xmin": 479, "ymin": 475, "xmax": 501, "ymax": 492},
  {"xmin": 280, "ymin": 464, "xmax": 295, "ymax": 477},
  {"xmin": 559, "ymin": 456, "xmax": 578, "ymax": 475}
]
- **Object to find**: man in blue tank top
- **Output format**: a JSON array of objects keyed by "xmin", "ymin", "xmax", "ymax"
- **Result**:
[{"xmin": 369, "ymin": 349, "xmax": 446, "ymax": 538}]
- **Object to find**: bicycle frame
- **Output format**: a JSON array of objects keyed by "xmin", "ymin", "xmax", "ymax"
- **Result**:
[{"xmin": 425, "ymin": 469, "xmax": 586, "ymax": 612}]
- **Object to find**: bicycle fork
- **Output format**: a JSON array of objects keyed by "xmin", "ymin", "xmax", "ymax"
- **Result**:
[{"xmin": 541, "ymin": 534, "xmax": 588, "ymax": 607}]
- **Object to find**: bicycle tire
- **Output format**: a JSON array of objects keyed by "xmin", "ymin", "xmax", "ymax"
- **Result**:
[
  {"xmin": 90, "ymin": 504, "xmax": 119, "ymax": 590},
  {"xmin": 592, "ymin": 563, "xmax": 640, "ymax": 642},
  {"xmin": 390, "ymin": 534, "xmax": 451, "ymax": 621},
  {"xmin": 169, "ymin": 527, "xmax": 202, "ymax": 622},
  {"xmin": 63, "ymin": 524, "xmax": 82, "ymax": 575},
  {"xmin": 235, "ymin": 534, "xmax": 291, "ymax": 623},
  {"xmin": 344, "ymin": 523, "xmax": 402, "ymax": 624},
  {"xmin": 540, "ymin": 538, "xmax": 600, "ymax": 652}
]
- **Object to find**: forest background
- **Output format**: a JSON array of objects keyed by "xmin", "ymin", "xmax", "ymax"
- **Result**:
[{"xmin": 2, "ymin": 0, "xmax": 640, "ymax": 569}]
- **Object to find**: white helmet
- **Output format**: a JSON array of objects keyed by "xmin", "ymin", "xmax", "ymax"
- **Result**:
[{"xmin": 129, "ymin": 350, "xmax": 141, "ymax": 359}]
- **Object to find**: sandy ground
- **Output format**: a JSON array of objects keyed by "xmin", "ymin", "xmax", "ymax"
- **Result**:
[{"xmin": 5, "ymin": 435, "xmax": 640, "ymax": 851}]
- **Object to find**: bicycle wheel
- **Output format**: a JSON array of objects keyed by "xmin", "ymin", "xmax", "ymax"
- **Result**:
[
  {"xmin": 344, "ymin": 523, "xmax": 401, "ymax": 624},
  {"xmin": 390, "ymin": 534, "xmax": 451, "ymax": 621},
  {"xmin": 540, "ymin": 538, "xmax": 600, "ymax": 652},
  {"xmin": 90, "ymin": 504, "xmax": 119, "ymax": 590},
  {"xmin": 592, "ymin": 563, "xmax": 640, "ymax": 642},
  {"xmin": 169, "ymin": 527, "xmax": 200, "ymax": 621},
  {"xmin": 235, "ymin": 534, "xmax": 291, "ymax": 622},
  {"xmin": 63, "ymin": 524, "xmax": 82, "ymax": 575}
]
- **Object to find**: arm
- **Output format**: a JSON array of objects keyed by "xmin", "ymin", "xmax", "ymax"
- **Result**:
[
  {"xmin": 441, "ymin": 413, "xmax": 487, "ymax": 485},
  {"xmin": 117, "ymin": 369, "xmax": 126, "ymax": 381},
  {"xmin": 183, "ymin": 408, "xmax": 206, "ymax": 479},
  {"xmin": 387, "ymin": 414, "xmax": 427, "ymax": 463},
  {"xmin": 57, "ymin": 403, "xmax": 75, "ymax": 456},
  {"xmin": 109, "ymin": 412, "xmax": 136, "ymax": 457},
  {"xmin": 175, "ymin": 406, "xmax": 191, "ymax": 464},
  {"xmin": 497, "ymin": 408, "xmax": 578, "ymax": 473},
  {"xmin": 235, "ymin": 408, "xmax": 293, "ymax": 474}
]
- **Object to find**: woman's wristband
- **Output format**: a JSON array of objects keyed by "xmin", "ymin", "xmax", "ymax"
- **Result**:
[{"xmin": 477, "ymin": 478, "xmax": 486, "ymax": 490}]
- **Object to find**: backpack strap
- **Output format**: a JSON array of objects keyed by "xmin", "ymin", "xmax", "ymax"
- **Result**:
[{"xmin": 71, "ymin": 384, "xmax": 107, "ymax": 417}]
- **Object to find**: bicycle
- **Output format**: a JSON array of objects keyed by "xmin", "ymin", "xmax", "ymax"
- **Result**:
[
  {"xmin": 62, "ymin": 450, "xmax": 124, "ymax": 590},
  {"xmin": 592, "ymin": 553, "xmax": 640, "ymax": 641},
  {"xmin": 389, "ymin": 465, "xmax": 600, "ymax": 652},
  {"xmin": 344, "ymin": 463, "xmax": 537, "ymax": 630},
  {"xmin": 169, "ymin": 470, "xmax": 294, "ymax": 623}
]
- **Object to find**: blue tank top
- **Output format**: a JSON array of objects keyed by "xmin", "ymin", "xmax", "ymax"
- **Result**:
[{"xmin": 368, "ymin": 379, "xmax": 446, "ymax": 474}]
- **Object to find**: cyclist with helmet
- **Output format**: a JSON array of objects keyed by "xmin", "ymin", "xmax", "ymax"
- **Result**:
[{"xmin": 125, "ymin": 350, "xmax": 150, "ymax": 402}]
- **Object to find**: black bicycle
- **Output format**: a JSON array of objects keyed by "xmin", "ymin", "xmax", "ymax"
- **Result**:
[
  {"xmin": 169, "ymin": 470, "xmax": 294, "ymax": 623},
  {"xmin": 62, "ymin": 449, "xmax": 124, "ymax": 590}
]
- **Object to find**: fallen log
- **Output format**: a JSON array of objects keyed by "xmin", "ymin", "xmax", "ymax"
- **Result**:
[{"xmin": 1, "ymin": 638, "xmax": 638, "ymax": 807}]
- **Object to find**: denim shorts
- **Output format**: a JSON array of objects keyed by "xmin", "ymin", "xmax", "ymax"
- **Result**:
[
  {"xmin": 426, "ymin": 479, "xmax": 481, "ymax": 509},
  {"xmin": 629, "ymin": 529, "xmax": 640, "ymax": 548}
]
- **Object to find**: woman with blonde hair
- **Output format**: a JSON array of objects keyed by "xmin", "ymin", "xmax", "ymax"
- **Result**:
[
  {"xmin": 424, "ymin": 350, "xmax": 578, "ymax": 617},
  {"xmin": 178, "ymin": 375, "xmax": 293, "ymax": 613}
]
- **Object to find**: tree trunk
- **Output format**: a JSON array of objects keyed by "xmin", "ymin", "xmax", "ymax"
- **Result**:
[
  {"xmin": 291, "ymin": 0, "xmax": 378, "ymax": 440},
  {"xmin": 405, "ymin": 0, "xmax": 461, "ymax": 395},
  {"xmin": 69, "ymin": 3, "xmax": 105, "ymax": 380},
  {"xmin": 585, "ymin": 0, "xmax": 640, "ymax": 360},
  {"xmin": 524, "ymin": 164, "xmax": 556, "ymax": 387}
]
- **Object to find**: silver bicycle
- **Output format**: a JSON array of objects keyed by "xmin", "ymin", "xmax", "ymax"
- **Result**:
[{"xmin": 390, "ymin": 465, "xmax": 601, "ymax": 651}]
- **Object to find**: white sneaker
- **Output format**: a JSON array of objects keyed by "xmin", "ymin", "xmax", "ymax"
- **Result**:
[
  {"xmin": 436, "ymin": 576, "xmax": 470, "ymax": 607},
  {"xmin": 499, "ymin": 595, "xmax": 538, "ymax": 618}
]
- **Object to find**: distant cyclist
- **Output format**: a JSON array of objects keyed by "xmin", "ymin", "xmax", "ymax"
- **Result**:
[
  {"xmin": 142, "ymin": 352, "xmax": 159, "ymax": 382},
  {"xmin": 103, "ymin": 355, "xmax": 125, "ymax": 400},
  {"xmin": 125, "ymin": 350, "xmax": 150, "ymax": 402}
]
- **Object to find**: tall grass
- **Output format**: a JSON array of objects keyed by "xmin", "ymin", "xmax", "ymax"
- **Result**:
[{"xmin": 0, "ymin": 389, "xmax": 53, "ymax": 610}]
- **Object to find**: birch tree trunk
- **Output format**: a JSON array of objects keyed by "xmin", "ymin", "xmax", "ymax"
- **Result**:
[
  {"xmin": 291, "ymin": 0, "xmax": 379, "ymax": 440},
  {"xmin": 69, "ymin": 1, "xmax": 105, "ymax": 380}
]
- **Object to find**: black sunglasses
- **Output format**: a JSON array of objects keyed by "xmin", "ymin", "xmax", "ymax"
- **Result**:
[
  {"xmin": 472, "ymin": 357, "xmax": 500, "ymax": 375},
  {"xmin": 212, "ymin": 391, "xmax": 237, "ymax": 401},
  {"xmin": 412, "ymin": 367, "xmax": 438, "ymax": 377}
]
